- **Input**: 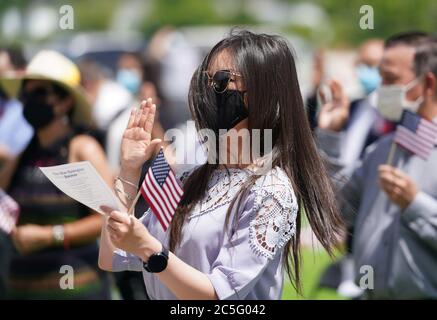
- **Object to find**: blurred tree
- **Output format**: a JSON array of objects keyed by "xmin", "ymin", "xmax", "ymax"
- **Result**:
[
  {"xmin": 140, "ymin": 0, "xmax": 257, "ymax": 36},
  {"xmin": 287, "ymin": 0, "xmax": 437, "ymax": 45},
  {"xmin": 57, "ymin": 0, "xmax": 117, "ymax": 31},
  {"xmin": 1, "ymin": 0, "xmax": 436, "ymax": 46},
  {"xmin": 141, "ymin": 0, "xmax": 219, "ymax": 35}
]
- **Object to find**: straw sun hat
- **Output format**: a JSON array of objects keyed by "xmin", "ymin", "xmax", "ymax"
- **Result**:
[{"xmin": 0, "ymin": 50, "xmax": 91, "ymax": 126}]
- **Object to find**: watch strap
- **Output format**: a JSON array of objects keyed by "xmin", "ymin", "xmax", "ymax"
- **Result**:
[
  {"xmin": 143, "ymin": 245, "xmax": 169, "ymax": 273},
  {"xmin": 161, "ymin": 246, "xmax": 169, "ymax": 259}
]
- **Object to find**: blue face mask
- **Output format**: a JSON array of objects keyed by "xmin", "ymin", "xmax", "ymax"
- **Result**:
[
  {"xmin": 116, "ymin": 69, "xmax": 141, "ymax": 94},
  {"xmin": 356, "ymin": 64, "xmax": 381, "ymax": 94}
]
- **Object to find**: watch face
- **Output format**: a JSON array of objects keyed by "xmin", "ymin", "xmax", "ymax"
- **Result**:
[{"xmin": 147, "ymin": 253, "xmax": 168, "ymax": 273}]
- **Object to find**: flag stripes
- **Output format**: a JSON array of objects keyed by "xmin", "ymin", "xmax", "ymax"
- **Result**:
[
  {"xmin": 140, "ymin": 149, "xmax": 183, "ymax": 231},
  {"xmin": 394, "ymin": 110, "xmax": 437, "ymax": 160}
]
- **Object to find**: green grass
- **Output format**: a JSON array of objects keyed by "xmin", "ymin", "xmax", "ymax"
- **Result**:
[{"xmin": 282, "ymin": 248, "xmax": 346, "ymax": 300}]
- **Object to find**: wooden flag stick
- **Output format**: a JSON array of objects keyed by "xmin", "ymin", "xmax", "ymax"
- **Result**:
[
  {"xmin": 127, "ymin": 189, "xmax": 142, "ymax": 216},
  {"xmin": 386, "ymin": 142, "xmax": 397, "ymax": 166}
]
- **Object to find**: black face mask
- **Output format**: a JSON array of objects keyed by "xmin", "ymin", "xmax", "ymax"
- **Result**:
[
  {"xmin": 216, "ymin": 90, "xmax": 248, "ymax": 131},
  {"xmin": 22, "ymin": 90, "xmax": 56, "ymax": 129}
]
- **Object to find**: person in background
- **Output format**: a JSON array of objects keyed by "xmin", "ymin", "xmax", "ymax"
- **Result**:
[
  {"xmin": 107, "ymin": 55, "xmax": 166, "ymax": 173},
  {"xmin": 334, "ymin": 33, "xmax": 437, "ymax": 299},
  {"xmin": 0, "ymin": 47, "xmax": 27, "ymax": 76},
  {"xmin": 79, "ymin": 59, "xmax": 133, "ymax": 138},
  {"xmin": 116, "ymin": 52, "xmax": 143, "ymax": 96},
  {"xmin": 0, "ymin": 48, "xmax": 33, "ymax": 166},
  {"xmin": 356, "ymin": 39, "xmax": 384, "ymax": 95},
  {"xmin": 144, "ymin": 27, "xmax": 200, "ymax": 130},
  {"xmin": 317, "ymin": 34, "xmax": 432, "ymax": 171},
  {"xmin": 306, "ymin": 39, "xmax": 385, "ymax": 298},
  {"xmin": 0, "ymin": 51, "xmax": 113, "ymax": 299},
  {"xmin": 306, "ymin": 48, "xmax": 325, "ymax": 129},
  {"xmin": 0, "ymin": 47, "xmax": 33, "ymax": 299},
  {"xmin": 316, "ymin": 39, "xmax": 387, "ymax": 174},
  {"xmin": 315, "ymin": 33, "xmax": 431, "ymax": 298}
]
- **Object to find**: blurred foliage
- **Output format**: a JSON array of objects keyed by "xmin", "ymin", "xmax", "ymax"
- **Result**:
[
  {"xmin": 0, "ymin": 0, "xmax": 117, "ymax": 30},
  {"xmin": 308, "ymin": 0, "xmax": 437, "ymax": 46},
  {"xmin": 141, "ymin": 0, "xmax": 258, "ymax": 36},
  {"xmin": 59, "ymin": 0, "xmax": 117, "ymax": 31},
  {"xmin": 0, "ymin": 0, "xmax": 436, "ymax": 46},
  {"xmin": 141, "ymin": 0, "xmax": 221, "ymax": 35},
  {"xmin": 139, "ymin": 0, "xmax": 437, "ymax": 45}
]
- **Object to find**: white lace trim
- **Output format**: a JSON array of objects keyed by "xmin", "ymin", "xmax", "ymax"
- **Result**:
[
  {"xmin": 188, "ymin": 168, "xmax": 251, "ymax": 219},
  {"xmin": 248, "ymin": 170, "xmax": 298, "ymax": 260},
  {"xmin": 185, "ymin": 167, "xmax": 297, "ymax": 260}
]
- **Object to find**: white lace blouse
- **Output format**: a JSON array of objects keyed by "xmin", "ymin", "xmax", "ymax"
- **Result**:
[{"xmin": 113, "ymin": 166, "xmax": 298, "ymax": 300}]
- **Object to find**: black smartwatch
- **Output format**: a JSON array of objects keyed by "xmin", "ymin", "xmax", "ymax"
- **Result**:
[{"xmin": 143, "ymin": 245, "xmax": 169, "ymax": 273}]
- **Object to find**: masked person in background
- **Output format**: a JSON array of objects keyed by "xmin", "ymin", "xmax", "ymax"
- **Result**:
[
  {"xmin": 316, "ymin": 39, "xmax": 387, "ymax": 175},
  {"xmin": 317, "ymin": 32, "xmax": 429, "ymax": 298},
  {"xmin": 0, "ymin": 51, "xmax": 113, "ymax": 299},
  {"xmin": 317, "ymin": 33, "xmax": 430, "ymax": 174},
  {"xmin": 116, "ymin": 53, "xmax": 143, "ymax": 96},
  {"xmin": 0, "ymin": 47, "xmax": 33, "ymax": 299},
  {"xmin": 356, "ymin": 40, "xmax": 384, "ymax": 95},
  {"xmin": 0, "ymin": 48, "xmax": 33, "ymax": 166},
  {"xmin": 332, "ymin": 34, "xmax": 437, "ymax": 299},
  {"xmin": 108, "ymin": 54, "xmax": 166, "ymax": 173}
]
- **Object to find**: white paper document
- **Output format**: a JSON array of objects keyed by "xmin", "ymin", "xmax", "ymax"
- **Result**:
[{"xmin": 39, "ymin": 161, "xmax": 119, "ymax": 214}]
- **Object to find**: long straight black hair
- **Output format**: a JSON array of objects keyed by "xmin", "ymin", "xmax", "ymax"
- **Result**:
[{"xmin": 169, "ymin": 29, "xmax": 344, "ymax": 293}]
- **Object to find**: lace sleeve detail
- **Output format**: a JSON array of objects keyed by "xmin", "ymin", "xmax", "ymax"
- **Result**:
[
  {"xmin": 175, "ymin": 165, "xmax": 198, "ymax": 186},
  {"xmin": 249, "ymin": 168, "xmax": 298, "ymax": 260},
  {"xmin": 177, "ymin": 170, "xmax": 191, "ymax": 184}
]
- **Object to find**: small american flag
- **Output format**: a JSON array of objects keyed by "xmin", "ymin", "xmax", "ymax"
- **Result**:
[
  {"xmin": 394, "ymin": 110, "xmax": 437, "ymax": 160},
  {"xmin": 0, "ymin": 189, "xmax": 20, "ymax": 234},
  {"xmin": 140, "ymin": 149, "xmax": 183, "ymax": 231}
]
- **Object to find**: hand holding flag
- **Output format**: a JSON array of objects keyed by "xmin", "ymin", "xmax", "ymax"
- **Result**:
[
  {"xmin": 382, "ymin": 110, "xmax": 434, "ymax": 209},
  {"xmin": 378, "ymin": 165, "xmax": 418, "ymax": 209},
  {"xmin": 128, "ymin": 149, "xmax": 183, "ymax": 231}
]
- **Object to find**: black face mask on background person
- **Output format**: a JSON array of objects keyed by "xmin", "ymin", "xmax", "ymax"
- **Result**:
[
  {"xmin": 22, "ymin": 90, "xmax": 56, "ymax": 129},
  {"xmin": 216, "ymin": 89, "xmax": 248, "ymax": 131}
]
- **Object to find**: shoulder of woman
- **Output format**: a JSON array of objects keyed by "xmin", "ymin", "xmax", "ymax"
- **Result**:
[
  {"xmin": 69, "ymin": 134, "xmax": 104, "ymax": 162},
  {"xmin": 175, "ymin": 164, "xmax": 201, "ymax": 185},
  {"xmin": 251, "ymin": 167, "xmax": 297, "ymax": 206},
  {"xmin": 245, "ymin": 167, "xmax": 298, "ymax": 260}
]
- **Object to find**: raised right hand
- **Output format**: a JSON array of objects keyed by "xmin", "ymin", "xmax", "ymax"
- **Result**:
[
  {"xmin": 120, "ymin": 98, "xmax": 161, "ymax": 171},
  {"xmin": 317, "ymin": 79, "xmax": 350, "ymax": 132}
]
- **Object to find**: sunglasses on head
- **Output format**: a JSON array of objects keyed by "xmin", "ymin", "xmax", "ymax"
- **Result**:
[{"xmin": 203, "ymin": 69, "xmax": 243, "ymax": 93}]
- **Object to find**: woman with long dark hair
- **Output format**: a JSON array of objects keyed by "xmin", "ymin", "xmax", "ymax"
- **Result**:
[{"xmin": 99, "ymin": 30, "xmax": 344, "ymax": 299}]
